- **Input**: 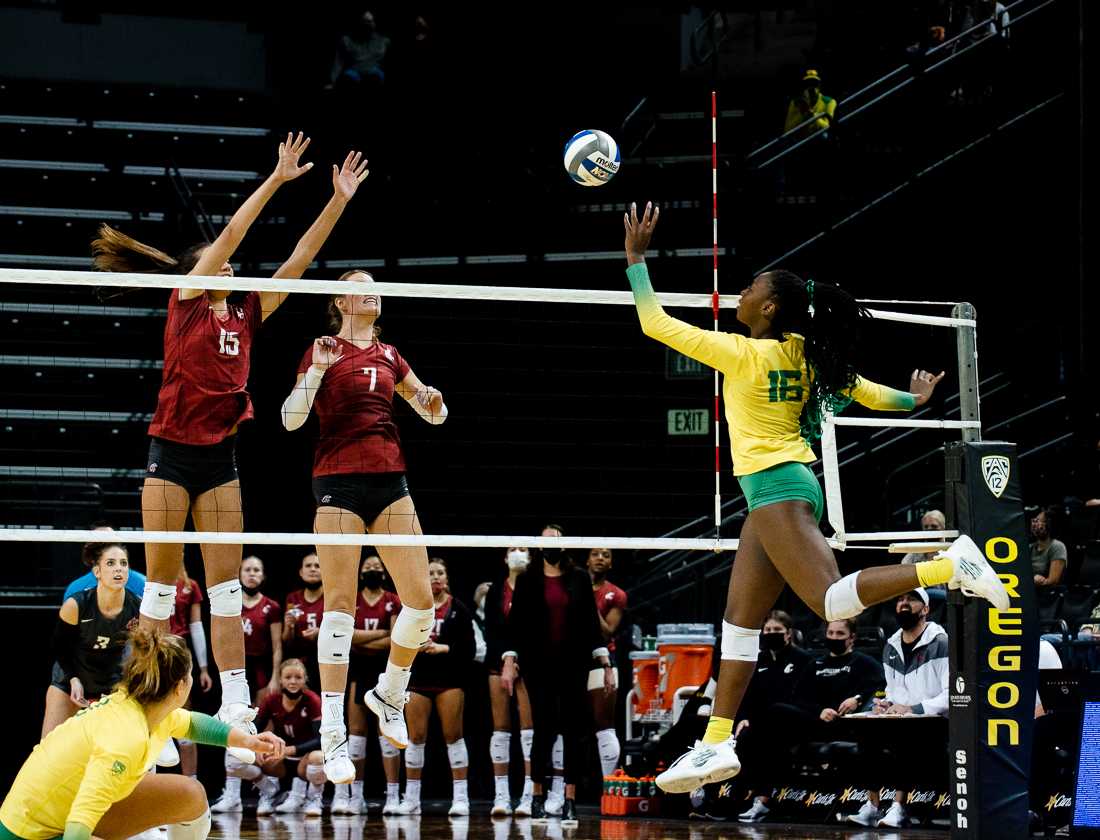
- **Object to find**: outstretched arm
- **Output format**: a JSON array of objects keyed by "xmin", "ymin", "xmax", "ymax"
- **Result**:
[
  {"xmin": 624, "ymin": 201, "xmax": 749, "ymax": 374},
  {"xmin": 848, "ymin": 369, "xmax": 945, "ymax": 411},
  {"xmin": 181, "ymin": 132, "xmax": 314, "ymax": 300},
  {"xmin": 261, "ymin": 150, "xmax": 370, "ymax": 320}
]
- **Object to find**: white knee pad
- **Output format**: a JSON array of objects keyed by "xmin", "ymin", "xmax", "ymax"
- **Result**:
[
  {"xmin": 306, "ymin": 762, "xmax": 327, "ymax": 785},
  {"xmin": 225, "ymin": 755, "xmax": 261, "ymax": 781},
  {"xmin": 379, "ymin": 736, "xmax": 400, "ymax": 759},
  {"xmin": 447, "ymin": 738, "xmax": 469, "ymax": 770},
  {"xmin": 317, "ymin": 611, "xmax": 355, "ymax": 665},
  {"xmin": 720, "ymin": 622, "xmax": 761, "ymax": 661},
  {"xmin": 405, "ymin": 742, "xmax": 425, "ymax": 770},
  {"xmin": 520, "ymin": 728, "xmax": 534, "ymax": 761},
  {"xmin": 168, "ymin": 809, "xmax": 210, "ymax": 840},
  {"xmin": 596, "ymin": 728, "xmax": 620, "ymax": 762},
  {"xmin": 490, "ymin": 731, "xmax": 511, "ymax": 765},
  {"xmin": 824, "ymin": 572, "xmax": 866, "ymax": 621},
  {"xmin": 140, "ymin": 581, "xmax": 176, "ymax": 622},
  {"xmin": 348, "ymin": 734, "xmax": 367, "ymax": 761},
  {"xmin": 390, "ymin": 605, "xmax": 435, "ymax": 650},
  {"xmin": 551, "ymin": 734, "xmax": 564, "ymax": 770},
  {"xmin": 587, "ymin": 667, "xmax": 619, "ymax": 691},
  {"xmin": 207, "ymin": 580, "xmax": 243, "ymax": 619}
]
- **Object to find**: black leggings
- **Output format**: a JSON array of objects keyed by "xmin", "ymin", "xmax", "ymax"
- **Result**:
[{"xmin": 525, "ymin": 661, "xmax": 589, "ymax": 788}]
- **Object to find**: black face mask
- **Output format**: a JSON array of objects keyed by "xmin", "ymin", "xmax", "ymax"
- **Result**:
[
  {"xmin": 825, "ymin": 637, "xmax": 850, "ymax": 656},
  {"xmin": 760, "ymin": 632, "xmax": 787, "ymax": 652},
  {"xmin": 360, "ymin": 570, "xmax": 385, "ymax": 590},
  {"xmin": 241, "ymin": 584, "xmax": 260, "ymax": 596},
  {"xmin": 303, "ymin": 580, "xmax": 322, "ymax": 593},
  {"xmin": 543, "ymin": 548, "xmax": 564, "ymax": 566},
  {"xmin": 896, "ymin": 610, "xmax": 922, "ymax": 631},
  {"xmin": 282, "ymin": 687, "xmax": 303, "ymax": 700}
]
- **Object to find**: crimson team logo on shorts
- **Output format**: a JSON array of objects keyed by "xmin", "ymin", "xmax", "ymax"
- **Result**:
[
  {"xmin": 148, "ymin": 462, "xmax": 158, "ymax": 473},
  {"xmin": 981, "ymin": 455, "xmax": 1010, "ymax": 499}
]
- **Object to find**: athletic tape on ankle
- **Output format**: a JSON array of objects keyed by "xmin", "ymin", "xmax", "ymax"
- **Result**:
[
  {"xmin": 348, "ymin": 734, "xmax": 367, "ymax": 760},
  {"xmin": 490, "ymin": 731, "xmax": 511, "ymax": 764},
  {"xmin": 824, "ymin": 572, "xmax": 866, "ymax": 621},
  {"xmin": 391, "ymin": 604, "xmax": 435, "ymax": 650},
  {"xmin": 447, "ymin": 738, "xmax": 469, "ymax": 769},
  {"xmin": 317, "ymin": 611, "xmax": 355, "ymax": 665},
  {"xmin": 208, "ymin": 580, "xmax": 243, "ymax": 618},
  {"xmin": 140, "ymin": 581, "xmax": 176, "ymax": 621},
  {"xmin": 405, "ymin": 742, "xmax": 425, "ymax": 769},
  {"xmin": 720, "ymin": 621, "xmax": 761, "ymax": 661}
]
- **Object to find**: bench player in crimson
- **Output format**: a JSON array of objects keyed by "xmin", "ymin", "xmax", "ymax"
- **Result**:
[
  {"xmin": 281, "ymin": 270, "xmax": 448, "ymax": 783},
  {"xmin": 587, "ymin": 547, "xmax": 626, "ymax": 777},
  {"xmin": 91, "ymin": 136, "xmax": 370, "ymax": 766}
]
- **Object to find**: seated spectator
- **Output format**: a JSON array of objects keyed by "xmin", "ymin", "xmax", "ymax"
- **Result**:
[
  {"xmin": 846, "ymin": 589, "xmax": 948, "ymax": 829},
  {"xmin": 62, "ymin": 522, "xmax": 147, "ymax": 601},
  {"xmin": 1031, "ymin": 507, "xmax": 1067, "ymax": 587},
  {"xmin": 784, "ymin": 69, "xmax": 836, "ymax": 138},
  {"xmin": 213, "ymin": 659, "xmax": 324, "ymax": 815},
  {"xmin": 738, "ymin": 618, "xmax": 883, "ymax": 823},
  {"xmin": 329, "ymin": 10, "xmax": 390, "ymax": 90}
]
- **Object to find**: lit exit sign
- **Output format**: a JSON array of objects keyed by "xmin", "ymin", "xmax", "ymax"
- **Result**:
[
  {"xmin": 666, "ymin": 349, "xmax": 707, "ymax": 380},
  {"xmin": 667, "ymin": 409, "xmax": 709, "ymax": 436}
]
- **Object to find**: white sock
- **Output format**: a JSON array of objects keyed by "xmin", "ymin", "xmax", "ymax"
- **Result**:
[
  {"xmin": 260, "ymin": 775, "xmax": 280, "ymax": 797},
  {"xmin": 494, "ymin": 775, "xmax": 509, "ymax": 798},
  {"xmin": 224, "ymin": 777, "xmax": 241, "ymax": 796},
  {"xmin": 308, "ymin": 782, "xmax": 323, "ymax": 798},
  {"xmin": 335, "ymin": 782, "xmax": 350, "ymax": 797},
  {"xmin": 387, "ymin": 782, "xmax": 400, "ymax": 799},
  {"xmin": 453, "ymin": 779, "xmax": 468, "ymax": 802},
  {"xmin": 522, "ymin": 777, "xmax": 533, "ymax": 798},
  {"xmin": 220, "ymin": 669, "xmax": 251, "ymax": 708},
  {"xmin": 351, "ymin": 780, "xmax": 363, "ymax": 799},
  {"xmin": 291, "ymin": 777, "xmax": 307, "ymax": 797},
  {"xmin": 321, "ymin": 692, "xmax": 345, "ymax": 730},
  {"xmin": 551, "ymin": 776, "xmax": 564, "ymax": 799},
  {"xmin": 378, "ymin": 661, "xmax": 411, "ymax": 702},
  {"xmin": 405, "ymin": 779, "xmax": 421, "ymax": 802}
]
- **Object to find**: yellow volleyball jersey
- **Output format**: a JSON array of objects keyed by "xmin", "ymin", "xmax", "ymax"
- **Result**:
[
  {"xmin": 0, "ymin": 693, "xmax": 191, "ymax": 839},
  {"xmin": 628, "ymin": 263, "xmax": 915, "ymax": 476}
]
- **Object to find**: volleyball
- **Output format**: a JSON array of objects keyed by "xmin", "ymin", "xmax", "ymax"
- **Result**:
[{"xmin": 563, "ymin": 129, "xmax": 620, "ymax": 187}]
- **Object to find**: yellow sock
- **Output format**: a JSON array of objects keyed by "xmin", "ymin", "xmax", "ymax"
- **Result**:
[
  {"xmin": 916, "ymin": 555, "xmax": 954, "ymax": 588},
  {"xmin": 703, "ymin": 715, "xmax": 734, "ymax": 744}
]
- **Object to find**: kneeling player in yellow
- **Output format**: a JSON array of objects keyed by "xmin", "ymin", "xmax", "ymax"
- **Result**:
[{"xmin": 1, "ymin": 628, "xmax": 284, "ymax": 840}]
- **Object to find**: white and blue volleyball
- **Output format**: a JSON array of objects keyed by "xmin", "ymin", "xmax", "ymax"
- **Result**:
[{"xmin": 563, "ymin": 129, "xmax": 620, "ymax": 187}]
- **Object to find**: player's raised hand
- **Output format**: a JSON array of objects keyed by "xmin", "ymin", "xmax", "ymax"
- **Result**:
[
  {"xmin": 312, "ymin": 337, "xmax": 345, "ymax": 371},
  {"xmin": 910, "ymin": 369, "xmax": 946, "ymax": 407},
  {"xmin": 273, "ymin": 132, "xmax": 314, "ymax": 183},
  {"xmin": 333, "ymin": 150, "xmax": 369, "ymax": 202},
  {"xmin": 624, "ymin": 201, "xmax": 660, "ymax": 264}
]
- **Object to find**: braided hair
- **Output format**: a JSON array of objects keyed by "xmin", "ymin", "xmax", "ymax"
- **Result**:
[{"xmin": 763, "ymin": 270, "xmax": 872, "ymax": 442}]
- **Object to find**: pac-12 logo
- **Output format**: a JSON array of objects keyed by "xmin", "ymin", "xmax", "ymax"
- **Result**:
[{"xmin": 981, "ymin": 455, "xmax": 1010, "ymax": 498}]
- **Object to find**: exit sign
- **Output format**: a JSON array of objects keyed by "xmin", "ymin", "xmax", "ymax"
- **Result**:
[
  {"xmin": 666, "ymin": 349, "xmax": 707, "ymax": 380},
  {"xmin": 667, "ymin": 409, "xmax": 709, "ymax": 436}
]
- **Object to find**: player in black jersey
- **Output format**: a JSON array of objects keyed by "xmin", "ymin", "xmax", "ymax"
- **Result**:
[{"xmin": 42, "ymin": 542, "xmax": 142, "ymax": 738}]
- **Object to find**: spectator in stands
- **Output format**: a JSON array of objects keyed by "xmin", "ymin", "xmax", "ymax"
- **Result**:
[
  {"xmin": 396, "ymin": 558, "xmax": 476, "ymax": 817},
  {"xmin": 240, "ymin": 555, "xmax": 283, "ymax": 705},
  {"xmin": 1031, "ymin": 507, "xmax": 1067, "ymax": 587},
  {"xmin": 587, "ymin": 547, "xmax": 626, "ymax": 778},
  {"xmin": 43, "ymin": 542, "xmax": 141, "ymax": 738},
  {"xmin": 847, "ymin": 589, "xmax": 948, "ymax": 828},
  {"xmin": 784, "ymin": 69, "xmax": 837, "ymax": 138},
  {"xmin": 901, "ymin": 510, "xmax": 948, "ymax": 600},
  {"xmin": 283, "ymin": 553, "xmax": 325, "ymax": 690},
  {"xmin": 329, "ymin": 10, "xmax": 390, "ymax": 90},
  {"xmin": 738, "ymin": 617, "xmax": 883, "ymax": 823},
  {"xmin": 501, "ymin": 525, "xmax": 610, "ymax": 823},
  {"xmin": 485, "ymin": 548, "xmax": 535, "ymax": 817},
  {"xmin": 342, "ymin": 554, "xmax": 402, "ymax": 815},
  {"xmin": 62, "ymin": 522, "xmax": 147, "ymax": 601}
]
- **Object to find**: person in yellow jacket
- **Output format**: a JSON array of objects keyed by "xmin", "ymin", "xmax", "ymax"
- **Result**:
[
  {"xmin": 785, "ymin": 69, "xmax": 836, "ymax": 137},
  {"xmin": 619, "ymin": 202, "xmax": 1009, "ymax": 794},
  {"xmin": 1, "ymin": 628, "xmax": 284, "ymax": 840}
]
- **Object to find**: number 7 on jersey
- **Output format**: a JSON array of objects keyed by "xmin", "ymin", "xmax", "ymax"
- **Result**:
[{"xmin": 361, "ymin": 367, "xmax": 377, "ymax": 391}]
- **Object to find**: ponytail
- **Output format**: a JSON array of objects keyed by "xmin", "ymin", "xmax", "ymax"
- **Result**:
[
  {"xmin": 91, "ymin": 224, "xmax": 206, "ymax": 276},
  {"xmin": 117, "ymin": 627, "xmax": 192, "ymax": 705},
  {"xmin": 765, "ymin": 270, "xmax": 872, "ymax": 442}
]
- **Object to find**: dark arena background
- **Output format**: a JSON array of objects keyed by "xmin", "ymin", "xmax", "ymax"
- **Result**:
[{"xmin": 0, "ymin": 2, "xmax": 1094, "ymax": 839}]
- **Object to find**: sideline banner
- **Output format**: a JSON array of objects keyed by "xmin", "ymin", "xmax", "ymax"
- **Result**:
[{"xmin": 946, "ymin": 441, "xmax": 1038, "ymax": 838}]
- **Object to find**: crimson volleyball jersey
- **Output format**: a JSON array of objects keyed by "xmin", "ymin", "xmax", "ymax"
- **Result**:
[
  {"xmin": 355, "ymin": 590, "xmax": 402, "ymax": 634},
  {"xmin": 284, "ymin": 589, "xmax": 324, "ymax": 662},
  {"xmin": 594, "ymin": 580, "xmax": 628, "ymax": 652},
  {"xmin": 149, "ymin": 290, "xmax": 263, "ymax": 445},
  {"xmin": 169, "ymin": 579, "xmax": 204, "ymax": 637},
  {"xmin": 242, "ymin": 595, "xmax": 283, "ymax": 658},
  {"xmin": 297, "ymin": 338, "xmax": 412, "ymax": 476},
  {"xmin": 500, "ymin": 580, "xmax": 515, "ymax": 619},
  {"xmin": 256, "ymin": 689, "xmax": 322, "ymax": 743}
]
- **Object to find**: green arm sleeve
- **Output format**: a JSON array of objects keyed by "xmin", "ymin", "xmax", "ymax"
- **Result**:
[
  {"xmin": 63, "ymin": 823, "xmax": 93, "ymax": 840},
  {"xmin": 186, "ymin": 712, "xmax": 232, "ymax": 748},
  {"xmin": 847, "ymin": 376, "xmax": 917, "ymax": 412}
]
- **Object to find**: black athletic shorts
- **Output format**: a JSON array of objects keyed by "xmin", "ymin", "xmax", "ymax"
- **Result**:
[
  {"xmin": 146, "ymin": 435, "xmax": 238, "ymax": 497},
  {"xmin": 312, "ymin": 472, "xmax": 410, "ymax": 525},
  {"xmin": 49, "ymin": 661, "xmax": 108, "ymax": 700}
]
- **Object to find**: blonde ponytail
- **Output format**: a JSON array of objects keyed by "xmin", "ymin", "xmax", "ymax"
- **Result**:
[{"xmin": 117, "ymin": 627, "xmax": 192, "ymax": 705}]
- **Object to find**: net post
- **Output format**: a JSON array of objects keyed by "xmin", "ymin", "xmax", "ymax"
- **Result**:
[{"xmin": 954, "ymin": 302, "xmax": 981, "ymax": 443}]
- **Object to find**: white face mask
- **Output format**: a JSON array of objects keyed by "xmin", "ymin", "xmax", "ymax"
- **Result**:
[{"xmin": 506, "ymin": 550, "xmax": 530, "ymax": 571}]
